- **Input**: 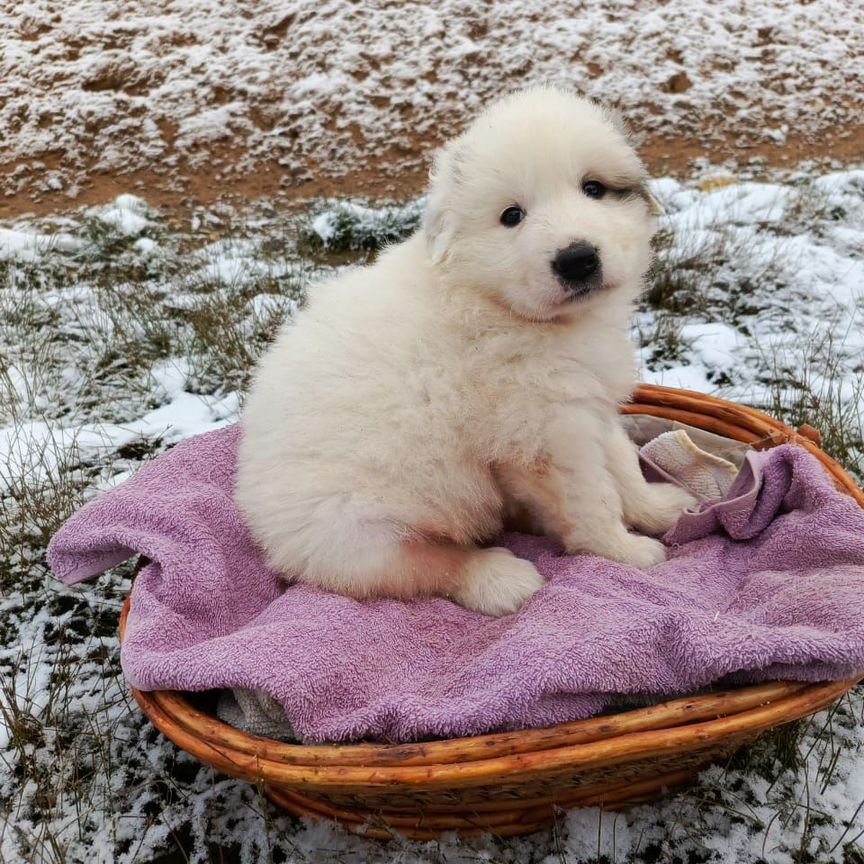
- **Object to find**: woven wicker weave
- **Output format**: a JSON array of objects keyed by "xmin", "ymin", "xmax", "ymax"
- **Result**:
[{"xmin": 119, "ymin": 384, "xmax": 863, "ymax": 839}]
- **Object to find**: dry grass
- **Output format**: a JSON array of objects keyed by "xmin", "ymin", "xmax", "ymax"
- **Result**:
[{"xmin": 1, "ymin": 181, "xmax": 863, "ymax": 863}]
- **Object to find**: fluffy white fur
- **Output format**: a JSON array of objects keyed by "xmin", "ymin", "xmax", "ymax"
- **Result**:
[{"xmin": 235, "ymin": 87, "xmax": 696, "ymax": 616}]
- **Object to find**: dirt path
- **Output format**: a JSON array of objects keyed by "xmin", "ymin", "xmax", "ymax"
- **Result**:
[{"xmin": 3, "ymin": 122, "xmax": 864, "ymax": 221}]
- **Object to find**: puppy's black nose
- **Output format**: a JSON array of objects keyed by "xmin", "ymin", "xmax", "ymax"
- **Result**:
[{"xmin": 552, "ymin": 243, "xmax": 601, "ymax": 284}]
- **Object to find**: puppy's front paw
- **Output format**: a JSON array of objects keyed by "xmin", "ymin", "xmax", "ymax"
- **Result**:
[
  {"xmin": 568, "ymin": 532, "xmax": 667, "ymax": 569},
  {"xmin": 452, "ymin": 548, "xmax": 545, "ymax": 617},
  {"xmin": 615, "ymin": 534, "xmax": 668, "ymax": 569},
  {"xmin": 626, "ymin": 483, "xmax": 699, "ymax": 536}
]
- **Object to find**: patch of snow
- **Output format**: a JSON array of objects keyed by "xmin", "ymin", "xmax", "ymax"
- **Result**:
[
  {"xmin": 679, "ymin": 322, "xmax": 746, "ymax": 373},
  {"xmin": 133, "ymin": 236, "xmax": 157, "ymax": 255},
  {"xmin": 0, "ymin": 227, "xmax": 81, "ymax": 261},
  {"xmin": 89, "ymin": 194, "xmax": 153, "ymax": 235},
  {"xmin": 642, "ymin": 361, "xmax": 715, "ymax": 393},
  {"xmin": 176, "ymin": 103, "xmax": 243, "ymax": 146}
]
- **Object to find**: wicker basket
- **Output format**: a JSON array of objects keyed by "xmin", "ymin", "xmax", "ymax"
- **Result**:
[{"xmin": 119, "ymin": 384, "xmax": 864, "ymax": 840}]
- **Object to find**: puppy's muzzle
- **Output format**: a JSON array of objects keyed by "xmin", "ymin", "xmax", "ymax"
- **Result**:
[{"xmin": 552, "ymin": 243, "xmax": 602, "ymax": 296}]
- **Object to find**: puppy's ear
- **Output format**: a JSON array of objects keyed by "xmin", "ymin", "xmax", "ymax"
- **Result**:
[
  {"xmin": 640, "ymin": 183, "xmax": 665, "ymax": 217},
  {"xmin": 600, "ymin": 104, "xmax": 644, "ymax": 148},
  {"xmin": 596, "ymin": 101, "xmax": 662, "ymax": 216},
  {"xmin": 423, "ymin": 147, "xmax": 457, "ymax": 264}
]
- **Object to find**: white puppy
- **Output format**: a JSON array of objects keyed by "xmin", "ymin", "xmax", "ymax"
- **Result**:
[{"xmin": 235, "ymin": 86, "xmax": 695, "ymax": 616}]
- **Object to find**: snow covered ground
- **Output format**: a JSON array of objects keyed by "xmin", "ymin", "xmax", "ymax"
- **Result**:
[
  {"xmin": 3, "ymin": 0, "xmax": 864, "ymax": 207},
  {"xmin": 1, "ymin": 172, "xmax": 863, "ymax": 862}
]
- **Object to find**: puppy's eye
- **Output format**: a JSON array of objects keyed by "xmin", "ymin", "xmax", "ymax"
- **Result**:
[
  {"xmin": 500, "ymin": 206, "xmax": 525, "ymax": 227},
  {"xmin": 582, "ymin": 180, "xmax": 607, "ymax": 200}
]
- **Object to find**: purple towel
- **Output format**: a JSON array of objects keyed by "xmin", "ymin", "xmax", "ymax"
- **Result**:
[{"xmin": 48, "ymin": 425, "xmax": 864, "ymax": 743}]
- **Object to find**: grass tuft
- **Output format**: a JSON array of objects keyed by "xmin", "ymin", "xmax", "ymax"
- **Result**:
[{"xmin": 298, "ymin": 199, "xmax": 424, "ymax": 258}]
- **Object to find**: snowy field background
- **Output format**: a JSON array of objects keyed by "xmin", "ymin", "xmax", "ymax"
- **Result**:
[
  {"xmin": 1, "ymin": 170, "xmax": 863, "ymax": 862},
  {"xmin": 3, "ymin": 0, "xmax": 864, "ymax": 210}
]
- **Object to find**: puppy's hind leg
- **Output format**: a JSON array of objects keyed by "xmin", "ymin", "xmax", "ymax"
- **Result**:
[
  {"xmin": 300, "ymin": 520, "xmax": 544, "ymax": 617},
  {"xmin": 447, "ymin": 546, "xmax": 545, "ymax": 617},
  {"xmin": 496, "ymin": 454, "xmax": 666, "ymax": 569}
]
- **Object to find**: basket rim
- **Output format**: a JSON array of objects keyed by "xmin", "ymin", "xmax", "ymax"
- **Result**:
[
  {"xmin": 126, "ymin": 671, "xmax": 855, "ymax": 789},
  {"xmin": 119, "ymin": 383, "xmax": 864, "ymax": 787}
]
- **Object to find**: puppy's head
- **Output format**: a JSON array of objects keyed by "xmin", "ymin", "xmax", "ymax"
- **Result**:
[{"xmin": 424, "ymin": 86, "xmax": 662, "ymax": 321}]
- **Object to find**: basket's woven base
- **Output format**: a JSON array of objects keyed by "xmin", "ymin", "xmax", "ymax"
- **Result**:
[{"xmin": 263, "ymin": 735, "xmax": 756, "ymax": 839}]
